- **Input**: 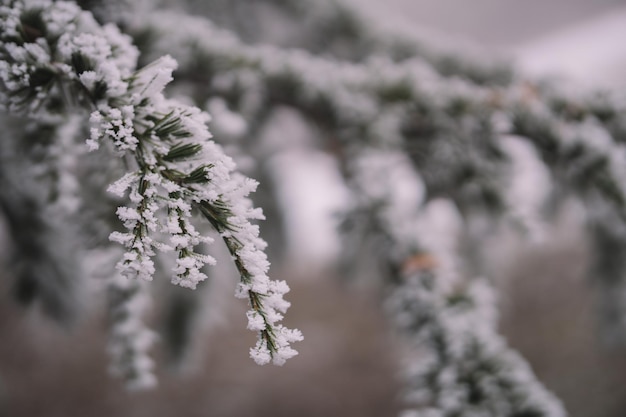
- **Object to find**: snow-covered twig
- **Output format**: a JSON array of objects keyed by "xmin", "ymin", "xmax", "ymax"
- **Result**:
[{"xmin": 0, "ymin": 0, "xmax": 301, "ymax": 386}]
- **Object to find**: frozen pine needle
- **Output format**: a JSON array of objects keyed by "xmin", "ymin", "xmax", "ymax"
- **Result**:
[{"xmin": 0, "ymin": 0, "xmax": 301, "ymax": 387}]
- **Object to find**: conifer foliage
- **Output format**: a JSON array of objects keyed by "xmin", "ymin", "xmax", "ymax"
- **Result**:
[
  {"xmin": 0, "ymin": 0, "xmax": 301, "ymax": 389},
  {"xmin": 1, "ymin": 0, "xmax": 625, "ymax": 415}
]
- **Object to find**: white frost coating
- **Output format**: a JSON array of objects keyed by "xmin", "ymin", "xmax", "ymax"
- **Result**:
[
  {"xmin": 0, "ymin": 1, "xmax": 137, "ymax": 112},
  {"xmin": 348, "ymin": 133, "xmax": 565, "ymax": 416},
  {"xmin": 501, "ymin": 135, "xmax": 551, "ymax": 241},
  {"xmin": 207, "ymin": 98, "xmax": 248, "ymax": 138},
  {"xmin": 107, "ymin": 172, "xmax": 139, "ymax": 196},
  {"xmin": 0, "ymin": 0, "xmax": 300, "ymax": 374},
  {"xmin": 101, "ymin": 24, "xmax": 139, "ymax": 75},
  {"xmin": 90, "ymin": 105, "xmax": 138, "ymax": 152},
  {"xmin": 58, "ymin": 32, "xmax": 112, "ymax": 65},
  {"xmin": 107, "ymin": 272, "xmax": 157, "ymax": 391},
  {"xmin": 351, "ymin": 149, "xmax": 425, "ymax": 252},
  {"xmin": 57, "ymin": 29, "xmax": 130, "ymax": 98},
  {"xmin": 246, "ymin": 310, "xmax": 266, "ymax": 331},
  {"xmin": 128, "ymin": 55, "xmax": 177, "ymax": 104},
  {"xmin": 384, "ymin": 201, "xmax": 567, "ymax": 416},
  {"xmin": 46, "ymin": 114, "xmax": 84, "ymax": 217},
  {"xmin": 567, "ymin": 118, "xmax": 626, "ymax": 200},
  {"xmin": 41, "ymin": 1, "xmax": 81, "ymax": 38}
]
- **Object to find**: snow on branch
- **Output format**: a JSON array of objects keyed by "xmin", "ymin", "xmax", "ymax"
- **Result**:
[
  {"xmin": 0, "ymin": 0, "xmax": 301, "ymax": 387},
  {"xmin": 345, "ymin": 151, "xmax": 565, "ymax": 416},
  {"xmin": 204, "ymin": 0, "xmax": 515, "ymax": 85},
  {"xmin": 0, "ymin": 113, "xmax": 85, "ymax": 322},
  {"xmin": 2, "ymin": 0, "xmax": 626, "ymax": 413},
  {"xmin": 134, "ymin": 8, "xmax": 626, "ymax": 412},
  {"xmin": 390, "ymin": 271, "xmax": 566, "ymax": 417},
  {"xmin": 136, "ymin": 9, "xmax": 626, "ymax": 227}
]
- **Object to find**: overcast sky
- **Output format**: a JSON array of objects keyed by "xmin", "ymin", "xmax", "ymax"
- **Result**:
[
  {"xmin": 352, "ymin": 0, "xmax": 622, "ymax": 47},
  {"xmin": 350, "ymin": 0, "xmax": 626, "ymax": 88}
]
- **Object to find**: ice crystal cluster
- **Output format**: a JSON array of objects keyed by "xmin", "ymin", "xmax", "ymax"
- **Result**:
[
  {"xmin": 0, "ymin": 0, "xmax": 301, "ymax": 389},
  {"xmin": 2, "ymin": 0, "xmax": 626, "ymax": 415}
]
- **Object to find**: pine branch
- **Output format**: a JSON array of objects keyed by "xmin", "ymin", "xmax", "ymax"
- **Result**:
[
  {"xmin": 344, "ymin": 152, "xmax": 566, "ymax": 416},
  {"xmin": 390, "ymin": 271, "xmax": 566, "ymax": 417},
  {"xmin": 139, "ymin": 12, "xmax": 626, "ymax": 223},
  {"xmin": 0, "ymin": 115, "xmax": 84, "ymax": 322},
  {"xmin": 191, "ymin": 0, "xmax": 514, "ymax": 85},
  {"xmin": 2, "ymin": 1, "xmax": 625, "ymax": 413},
  {"xmin": 132, "ymin": 12, "xmax": 617, "ymax": 223},
  {"xmin": 107, "ymin": 271, "xmax": 157, "ymax": 390},
  {"xmin": 0, "ymin": 0, "xmax": 301, "ymax": 387},
  {"xmin": 133, "ymin": 10, "xmax": 626, "ymax": 411}
]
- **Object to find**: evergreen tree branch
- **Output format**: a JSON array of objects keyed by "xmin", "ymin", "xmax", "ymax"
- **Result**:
[
  {"xmin": 0, "ymin": 115, "xmax": 84, "ymax": 322},
  {"xmin": 188, "ymin": 0, "xmax": 514, "ymax": 85},
  {"xmin": 0, "ymin": 0, "xmax": 301, "ymax": 387},
  {"xmin": 342, "ymin": 150, "xmax": 566, "ymax": 416},
  {"xmin": 135, "ymin": 10, "xmax": 626, "ymax": 223},
  {"xmin": 134, "ymin": 12, "xmax": 626, "ymax": 412}
]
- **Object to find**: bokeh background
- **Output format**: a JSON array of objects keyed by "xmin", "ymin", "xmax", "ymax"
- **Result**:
[{"xmin": 2, "ymin": 1, "xmax": 626, "ymax": 416}]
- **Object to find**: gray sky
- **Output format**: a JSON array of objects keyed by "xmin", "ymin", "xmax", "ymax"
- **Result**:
[
  {"xmin": 352, "ymin": 0, "xmax": 626, "ymax": 87},
  {"xmin": 353, "ymin": 0, "xmax": 624, "ymax": 48}
]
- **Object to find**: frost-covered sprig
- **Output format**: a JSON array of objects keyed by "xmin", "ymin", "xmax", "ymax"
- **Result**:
[
  {"xmin": 343, "ymin": 147, "xmax": 566, "ymax": 416},
  {"xmin": 107, "ymin": 271, "xmax": 157, "ymax": 390},
  {"xmin": 0, "ymin": 1, "xmax": 137, "ymax": 115},
  {"xmin": 0, "ymin": 0, "xmax": 300, "ymax": 377},
  {"xmin": 197, "ymin": 193, "xmax": 303, "ymax": 365},
  {"xmin": 402, "ymin": 204, "xmax": 564, "ymax": 417},
  {"xmin": 347, "ymin": 159, "xmax": 565, "ymax": 414},
  {"xmin": 83, "ymin": 18, "xmax": 301, "ymax": 365},
  {"xmin": 0, "ymin": 114, "xmax": 84, "ymax": 322},
  {"xmin": 390, "ymin": 271, "xmax": 566, "ymax": 417}
]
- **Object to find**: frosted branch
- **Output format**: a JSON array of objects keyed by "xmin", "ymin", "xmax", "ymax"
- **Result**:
[{"xmin": 0, "ymin": 0, "xmax": 301, "ymax": 381}]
